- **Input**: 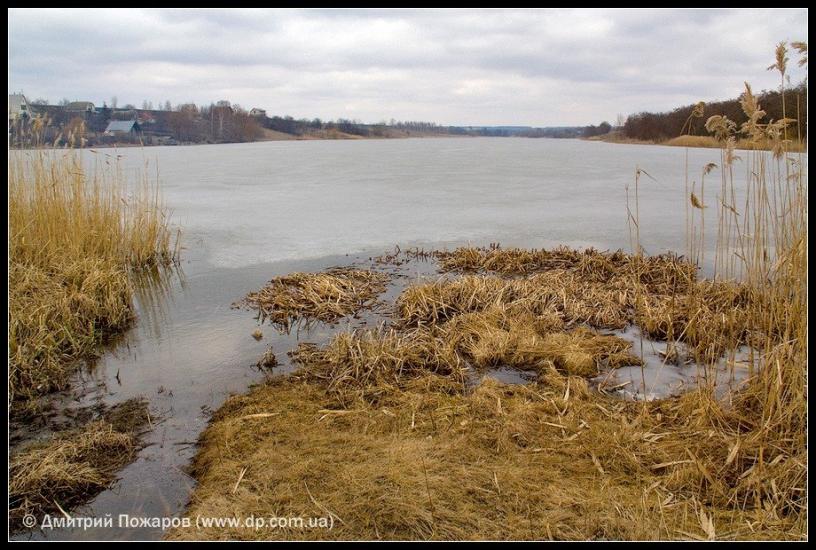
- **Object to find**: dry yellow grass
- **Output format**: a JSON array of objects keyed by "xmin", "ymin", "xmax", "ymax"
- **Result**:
[
  {"xmin": 171, "ymin": 232, "xmax": 803, "ymax": 540},
  {"xmin": 442, "ymin": 305, "xmax": 639, "ymax": 376},
  {"xmin": 664, "ymin": 134, "xmax": 806, "ymax": 152},
  {"xmin": 290, "ymin": 328, "xmax": 465, "ymax": 407},
  {"xmin": 169, "ymin": 369, "xmax": 802, "ymax": 541},
  {"xmin": 241, "ymin": 268, "xmax": 389, "ymax": 330},
  {"xmin": 9, "ymin": 151, "xmax": 178, "ymax": 410}
]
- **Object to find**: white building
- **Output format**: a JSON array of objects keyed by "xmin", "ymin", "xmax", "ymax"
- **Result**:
[
  {"xmin": 65, "ymin": 101, "xmax": 96, "ymax": 113},
  {"xmin": 9, "ymin": 93, "xmax": 31, "ymax": 120},
  {"xmin": 249, "ymin": 108, "xmax": 267, "ymax": 118}
]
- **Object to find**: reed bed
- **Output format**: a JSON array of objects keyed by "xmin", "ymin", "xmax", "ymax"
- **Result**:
[
  {"xmin": 9, "ymin": 398, "xmax": 150, "ymax": 531},
  {"xmin": 241, "ymin": 268, "xmax": 390, "ymax": 330},
  {"xmin": 664, "ymin": 134, "xmax": 807, "ymax": 152},
  {"xmin": 9, "ymin": 151, "xmax": 178, "ymax": 409}
]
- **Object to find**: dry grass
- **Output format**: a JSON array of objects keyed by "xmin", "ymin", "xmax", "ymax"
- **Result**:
[
  {"xmin": 664, "ymin": 135, "xmax": 806, "ymax": 152},
  {"xmin": 171, "ymin": 233, "xmax": 802, "ymax": 540},
  {"xmin": 9, "ymin": 398, "xmax": 150, "ymax": 531},
  {"xmin": 169, "ymin": 370, "xmax": 802, "ymax": 541},
  {"xmin": 171, "ymin": 240, "xmax": 803, "ymax": 541},
  {"xmin": 257, "ymin": 347, "xmax": 278, "ymax": 369},
  {"xmin": 9, "ymin": 151, "xmax": 178, "ymax": 410},
  {"xmin": 241, "ymin": 268, "xmax": 389, "ymax": 330},
  {"xmin": 290, "ymin": 328, "xmax": 465, "ymax": 407},
  {"xmin": 442, "ymin": 305, "xmax": 639, "ymax": 376}
]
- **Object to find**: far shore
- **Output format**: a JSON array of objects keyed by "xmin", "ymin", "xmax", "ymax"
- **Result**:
[
  {"xmin": 585, "ymin": 131, "xmax": 808, "ymax": 152},
  {"xmin": 8, "ymin": 130, "xmax": 475, "ymax": 151}
]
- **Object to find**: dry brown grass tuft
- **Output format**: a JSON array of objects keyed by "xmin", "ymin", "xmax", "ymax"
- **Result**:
[
  {"xmin": 9, "ymin": 398, "xmax": 150, "ymax": 531},
  {"xmin": 634, "ymin": 280, "xmax": 754, "ymax": 363},
  {"xmin": 9, "ymin": 260, "xmax": 134, "ymax": 401},
  {"xmin": 257, "ymin": 347, "xmax": 278, "ymax": 369},
  {"xmin": 442, "ymin": 305, "xmax": 639, "ymax": 376},
  {"xmin": 242, "ymin": 268, "xmax": 389, "ymax": 330},
  {"xmin": 290, "ymin": 328, "xmax": 465, "ymax": 407},
  {"xmin": 435, "ymin": 246, "xmax": 696, "ymax": 290}
]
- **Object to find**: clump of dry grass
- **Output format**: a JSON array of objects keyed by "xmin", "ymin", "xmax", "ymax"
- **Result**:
[
  {"xmin": 436, "ymin": 246, "xmax": 695, "ymax": 287},
  {"xmin": 436, "ymin": 245, "xmax": 586, "ymax": 274},
  {"xmin": 9, "ymin": 151, "xmax": 178, "ymax": 409},
  {"xmin": 397, "ymin": 271, "xmax": 635, "ymax": 329},
  {"xmin": 242, "ymin": 268, "xmax": 389, "ymax": 330},
  {"xmin": 9, "ymin": 398, "xmax": 150, "ymax": 531},
  {"xmin": 398, "ymin": 248, "xmax": 757, "ymax": 366},
  {"xmin": 397, "ymin": 249, "xmax": 696, "ymax": 328},
  {"xmin": 634, "ymin": 280, "xmax": 754, "ymax": 363},
  {"xmin": 9, "ymin": 260, "xmax": 134, "ymax": 400},
  {"xmin": 442, "ymin": 305, "xmax": 639, "ymax": 376},
  {"xmin": 257, "ymin": 347, "xmax": 278, "ymax": 369},
  {"xmin": 290, "ymin": 328, "xmax": 465, "ymax": 406}
]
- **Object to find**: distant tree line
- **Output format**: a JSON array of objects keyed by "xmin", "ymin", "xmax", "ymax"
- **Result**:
[
  {"xmin": 622, "ymin": 83, "xmax": 808, "ymax": 142},
  {"xmin": 166, "ymin": 103, "xmax": 263, "ymax": 143},
  {"xmin": 583, "ymin": 121, "xmax": 612, "ymax": 138}
]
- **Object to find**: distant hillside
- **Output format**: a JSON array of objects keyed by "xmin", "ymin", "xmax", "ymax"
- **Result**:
[{"xmin": 622, "ymin": 83, "xmax": 807, "ymax": 142}]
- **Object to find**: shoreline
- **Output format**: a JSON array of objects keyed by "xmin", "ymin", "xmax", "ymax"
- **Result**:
[
  {"xmin": 585, "ymin": 131, "xmax": 808, "ymax": 152},
  {"xmin": 8, "ymin": 132, "xmax": 480, "ymax": 151}
]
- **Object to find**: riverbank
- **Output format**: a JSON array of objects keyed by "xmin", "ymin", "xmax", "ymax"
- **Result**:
[
  {"xmin": 8, "ymin": 128, "xmax": 471, "ymax": 151},
  {"xmin": 167, "ymin": 246, "xmax": 804, "ymax": 541},
  {"xmin": 586, "ymin": 131, "xmax": 807, "ymax": 152}
]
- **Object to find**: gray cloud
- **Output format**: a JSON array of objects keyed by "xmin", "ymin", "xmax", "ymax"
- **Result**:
[{"xmin": 8, "ymin": 8, "xmax": 808, "ymax": 126}]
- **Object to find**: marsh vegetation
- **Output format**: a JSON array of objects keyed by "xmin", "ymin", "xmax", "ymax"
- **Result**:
[{"xmin": 9, "ymin": 150, "xmax": 179, "ymax": 413}]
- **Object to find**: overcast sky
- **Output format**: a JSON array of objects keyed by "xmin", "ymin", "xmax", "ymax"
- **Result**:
[{"xmin": 8, "ymin": 8, "xmax": 808, "ymax": 126}]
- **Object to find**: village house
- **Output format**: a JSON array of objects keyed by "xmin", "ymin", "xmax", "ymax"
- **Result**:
[
  {"xmin": 104, "ymin": 119, "xmax": 141, "ymax": 135},
  {"xmin": 249, "ymin": 108, "xmax": 267, "ymax": 118},
  {"xmin": 8, "ymin": 93, "xmax": 32, "ymax": 121}
]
